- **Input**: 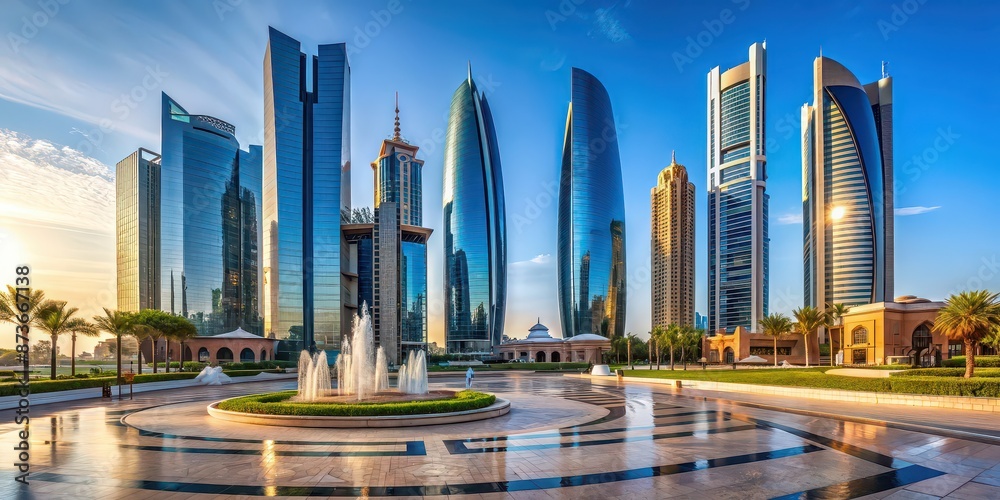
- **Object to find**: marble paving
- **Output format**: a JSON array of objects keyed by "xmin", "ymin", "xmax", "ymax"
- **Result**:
[{"xmin": 1, "ymin": 373, "xmax": 999, "ymax": 499}]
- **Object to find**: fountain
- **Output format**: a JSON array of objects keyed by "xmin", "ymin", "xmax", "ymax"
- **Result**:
[
  {"xmin": 297, "ymin": 350, "xmax": 331, "ymax": 401},
  {"xmin": 209, "ymin": 303, "xmax": 508, "ymax": 427}
]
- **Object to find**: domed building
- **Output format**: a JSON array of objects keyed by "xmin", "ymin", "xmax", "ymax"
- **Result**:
[{"xmin": 495, "ymin": 319, "xmax": 610, "ymax": 364}]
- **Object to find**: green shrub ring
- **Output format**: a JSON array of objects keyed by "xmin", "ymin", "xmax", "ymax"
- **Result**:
[{"xmin": 216, "ymin": 390, "xmax": 497, "ymax": 417}]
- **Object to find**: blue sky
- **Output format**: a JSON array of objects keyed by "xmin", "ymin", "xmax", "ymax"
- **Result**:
[{"xmin": 1, "ymin": 0, "xmax": 997, "ymax": 352}]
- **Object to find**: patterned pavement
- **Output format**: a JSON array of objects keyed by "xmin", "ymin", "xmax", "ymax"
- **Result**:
[{"xmin": 1, "ymin": 373, "xmax": 999, "ymax": 499}]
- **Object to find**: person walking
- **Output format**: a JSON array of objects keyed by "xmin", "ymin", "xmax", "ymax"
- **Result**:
[{"xmin": 465, "ymin": 367, "xmax": 474, "ymax": 389}]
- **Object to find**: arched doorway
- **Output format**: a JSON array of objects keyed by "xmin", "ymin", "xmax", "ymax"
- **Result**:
[
  {"xmin": 217, "ymin": 347, "xmax": 234, "ymax": 364},
  {"xmin": 723, "ymin": 347, "xmax": 734, "ymax": 364},
  {"xmin": 912, "ymin": 324, "xmax": 933, "ymax": 367},
  {"xmin": 198, "ymin": 347, "xmax": 209, "ymax": 362},
  {"xmin": 551, "ymin": 351, "xmax": 561, "ymax": 362},
  {"xmin": 709, "ymin": 351, "xmax": 719, "ymax": 363},
  {"xmin": 260, "ymin": 349, "xmax": 267, "ymax": 361},
  {"xmin": 240, "ymin": 348, "xmax": 255, "ymax": 363},
  {"xmin": 535, "ymin": 351, "xmax": 546, "ymax": 362},
  {"xmin": 183, "ymin": 346, "xmax": 192, "ymax": 363}
]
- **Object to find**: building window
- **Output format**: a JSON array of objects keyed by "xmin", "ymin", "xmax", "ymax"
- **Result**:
[
  {"xmin": 852, "ymin": 349, "xmax": 868, "ymax": 365},
  {"xmin": 948, "ymin": 342, "xmax": 963, "ymax": 358},
  {"xmin": 852, "ymin": 326, "xmax": 868, "ymax": 345}
]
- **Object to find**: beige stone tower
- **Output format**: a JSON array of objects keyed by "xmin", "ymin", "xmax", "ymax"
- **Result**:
[{"xmin": 651, "ymin": 152, "xmax": 696, "ymax": 328}]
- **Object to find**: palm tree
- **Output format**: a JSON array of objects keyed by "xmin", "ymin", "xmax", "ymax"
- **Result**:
[
  {"xmin": 663, "ymin": 324, "xmax": 681, "ymax": 370},
  {"xmin": 32, "ymin": 301, "xmax": 94, "ymax": 379},
  {"xmin": 93, "ymin": 308, "xmax": 134, "ymax": 386},
  {"xmin": 934, "ymin": 290, "xmax": 1000, "ymax": 378},
  {"xmin": 792, "ymin": 306, "xmax": 829, "ymax": 368},
  {"xmin": 649, "ymin": 326, "xmax": 663, "ymax": 369},
  {"xmin": 69, "ymin": 325, "xmax": 99, "ymax": 376},
  {"xmin": 678, "ymin": 326, "xmax": 702, "ymax": 370},
  {"xmin": 0, "ymin": 286, "xmax": 48, "ymax": 326},
  {"xmin": 132, "ymin": 310, "xmax": 197, "ymax": 374},
  {"xmin": 826, "ymin": 303, "xmax": 850, "ymax": 366},
  {"xmin": 759, "ymin": 313, "xmax": 794, "ymax": 367},
  {"xmin": 168, "ymin": 323, "xmax": 197, "ymax": 371}
]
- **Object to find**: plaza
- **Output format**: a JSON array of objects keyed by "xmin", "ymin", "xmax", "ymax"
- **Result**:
[{"xmin": 3, "ymin": 372, "xmax": 1000, "ymax": 499}]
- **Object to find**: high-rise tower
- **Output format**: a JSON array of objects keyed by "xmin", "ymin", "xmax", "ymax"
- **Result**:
[
  {"xmin": 116, "ymin": 148, "xmax": 161, "ymax": 313},
  {"xmin": 263, "ymin": 27, "xmax": 351, "ymax": 357},
  {"xmin": 557, "ymin": 67, "xmax": 627, "ymax": 339},
  {"xmin": 442, "ymin": 65, "xmax": 507, "ymax": 355},
  {"xmin": 707, "ymin": 42, "xmax": 769, "ymax": 335},
  {"xmin": 342, "ymin": 95, "xmax": 432, "ymax": 365},
  {"xmin": 802, "ymin": 57, "xmax": 894, "ymax": 316},
  {"xmin": 651, "ymin": 152, "xmax": 696, "ymax": 328},
  {"xmin": 158, "ymin": 93, "xmax": 262, "ymax": 336}
]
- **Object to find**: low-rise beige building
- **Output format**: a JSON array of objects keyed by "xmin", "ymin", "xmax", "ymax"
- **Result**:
[
  {"xmin": 496, "ymin": 320, "xmax": 610, "ymax": 364},
  {"xmin": 834, "ymin": 296, "xmax": 958, "ymax": 367},
  {"xmin": 702, "ymin": 326, "xmax": 819, "ymax": 366}
]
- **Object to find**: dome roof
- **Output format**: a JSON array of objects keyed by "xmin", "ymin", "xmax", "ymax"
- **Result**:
[
  {"xmin": 567, "ymin": 333, "xmax": 609, "ymax": 342},
  {"xmin": 895, "ymin": 295, "xmax": 931, "ymax": 304}
]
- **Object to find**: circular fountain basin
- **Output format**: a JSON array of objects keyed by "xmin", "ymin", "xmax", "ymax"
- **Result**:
[{"xmin": 207, "ymin": 397, "xmax": 510, "ymax": 428}]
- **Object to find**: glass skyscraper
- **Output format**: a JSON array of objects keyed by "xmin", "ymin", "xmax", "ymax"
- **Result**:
[
  {"xmin": 707, "ymin": 42, "xmax": 769, "ymax": 336},
  {"xmin": 802, "ymin": 57, "xmax": 894, "ymax": 312},
  {"xmin": 263, "ymin": 27, "xmax": 351, "ymax": 357},
  {"xmin": 116, "ymin": 148, "xmax": 161, "ymax": 312},
  {"xmin": 557, "ymin": 68, "xmax": 627, "ymax": 339},
  {"xmin": 442, "ymin": 66, "xmax": 507, "ymax": 355},
  {"xmin": 159, "ymin": 93, "xmax": 262, "ymax": 336}
]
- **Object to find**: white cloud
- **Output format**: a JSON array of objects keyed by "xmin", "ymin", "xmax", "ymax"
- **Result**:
[
  {"xmin": 895, "ymin": 206, "xmax": 941, "ymax": 216},
  {"xmin": 512, "ymin": 254, "xmax": 552, "ymax": 266},
  {"xmin": 778, "ymin": 213, "xmax": 803, "ymax": 225},
  {"xmin": 589, "ymin": 5, "xmax": 631, "ymax": 43}
]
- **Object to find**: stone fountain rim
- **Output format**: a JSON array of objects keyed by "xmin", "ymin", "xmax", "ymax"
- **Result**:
[{"xmin": 206, "ymin": 397, "xmax": 511, "ymax": 428}]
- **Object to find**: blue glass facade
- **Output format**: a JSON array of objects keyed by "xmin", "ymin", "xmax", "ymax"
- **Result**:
[
  {"xmin": 263, "ymin": 28, "xmax": 351, "ymax": 357},
  {"xmin": 803, "ymin": 57, "xmax": 893, "ymax": 310},
  {"xmin": 442, "ymin": 69, "xmax": 507, "ymax": 354},
  {"xmin": 707, "ymin": 43, "xmax": 768, "ymax": 336},
  {"xmin": 400, "ymin": 240, "xmax": 427, "ymax": 345},
  {"xmin": 557, "ymin": 68, "xmax": 627, "ymax": 339},
  {"xmin": 159, "ymin": 93, "xmax": 261, "ymax": 336}
]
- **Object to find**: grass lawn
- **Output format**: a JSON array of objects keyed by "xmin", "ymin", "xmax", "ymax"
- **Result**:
[
  {"xmin": 217, "ymin": 389, "xmax": 496, "ymax": 416},
  {"xmin": 622, "ymin": 366, "xmax": 1000, "ymax": 397}
]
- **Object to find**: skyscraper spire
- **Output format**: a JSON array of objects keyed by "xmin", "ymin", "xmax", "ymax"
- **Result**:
[
  {"xmin": 671, "ymin": 150, "xmax": 676, "ymax": 165},
  {"xmin": 392, "ymin": 92, "xmax": 401, "ymax": 141}
]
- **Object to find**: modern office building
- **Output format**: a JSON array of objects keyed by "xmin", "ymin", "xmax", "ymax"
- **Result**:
[
  {"xmin": 706, "ymin": 42, "xmax": 769, "ymax": 336},
  {"xmin": 557, "ymin": 67, "xmax": 627, "ymax": 339},
  {"xmin": 158, "ymin": 93, "xmax": 262, "ymax": 336},
  {"xmin": 802, "ymin": 57, "xmax": 894, "ymax": 321},
  {"xmin": 263, "ymin": 27, "xmax": 352, "ymax": 358},
  {"xmin": 116, "ymin": 148, "xmax": 161, "ymax": 312},
  {"xmin": 651, "ymin": 152, "xmax": 696, "ymax": 328},
  {"xmin": 442, "ymin": 66, "xmax": 507, "ymax": 355},
  {"xmin": 342, "ymin": 97, "xmax": 432, "ymax": 365}
]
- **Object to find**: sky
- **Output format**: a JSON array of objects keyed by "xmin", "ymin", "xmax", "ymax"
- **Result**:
[{"xmin": 1, "ymin": 0, "xmax": 998, "ymax": 356}]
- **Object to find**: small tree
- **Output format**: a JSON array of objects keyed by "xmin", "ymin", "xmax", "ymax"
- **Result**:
[
  {"xmin": 679, "ymin": 326, "xmax": 703, "ymax": 370},
  {"xmin": 759, "ymin": 313, "xmax": 793, "ymax": 367},
  {"xmin": 133, "ymin": 310, "xmax": 197, "ymax": 373},
  {"xmin": 934, "ymin": 290, "xmax": 1000, "ymax": 378},
  {"xmin": 826, "ymin": 303, "xmax": 850, "ymax": 366},
  {"xmin": 650, "ymin": 326, "xmax": 663, "ymax": 369},
  {"xmin": 792, "ymin": 306, "xmax": 829, "ymax": 368}
]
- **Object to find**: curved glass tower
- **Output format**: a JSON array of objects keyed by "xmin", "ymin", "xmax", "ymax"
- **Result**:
[
  {"xmin": 442, "ymin": 66, "xmax": 507, "ymax": 355},
  {"xmin": 557, "ymin": 68, "xmax": 627, "ymax": 339},
  {"xmin": 159, "ymin": 93, "xmax": 262, "ymax": 336},
  {"xmin": 803, "ymin": 57, "xmax": 893, "ymax": 309}
]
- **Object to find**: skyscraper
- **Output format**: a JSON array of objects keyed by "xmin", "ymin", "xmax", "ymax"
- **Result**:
[
  {"xmin": 557, "ymin": 67, "xmax": 627, "ymax": 339},
  {"xmin": 651, "ymin": 152, "xmax": 696, "ymax": 328},
  {"xmin": 442, "ymin": 65, "xmax": 507, "ymax": 355},
  {"xmin": 263, "ymin": 27, "xmax": 351, "ymax": 357},
  {"xmin": 158, "ymin": 93, "xmax": 262, "ymax": 335},
  {"xmin": 343, "ymin": 96, "xmax": 432, "ymax": 365},
  {"xmin": 802, "ymin": 57, "xmax": 894, "ymax": 315},
  {"xmin": 116, "ymin": 148, "xmax": 160, "ymax": 312},
  {"xmin": 707, "ymin": 42, "xmax": 769, "ymax": 336}
]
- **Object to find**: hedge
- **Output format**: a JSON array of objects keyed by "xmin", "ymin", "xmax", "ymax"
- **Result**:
[
  {"xmin": 943, "ymin": 356, "xmax": 1000, "ymax": 368},
  {"xmin": 891, "ymin": 368, "xmax": 1000, "ymax": 378},
  {"xmin": 217, "ymin": 390, "xmax": 496, "ymax": 417},
  {"xmin": 624, "ymin": 367, "xmax": 1000, "ymax": 398},
  {"xmin": 0, "ymin": 369, "xmax": 282, "ymax": 396}
]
